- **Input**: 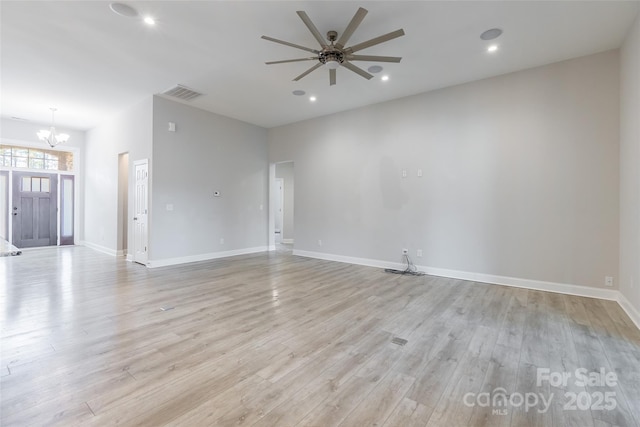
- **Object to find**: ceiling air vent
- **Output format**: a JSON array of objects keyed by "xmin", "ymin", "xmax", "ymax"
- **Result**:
[{"xmin": 162, "ymin": 85, "xmax": 203, "ymax": 101}]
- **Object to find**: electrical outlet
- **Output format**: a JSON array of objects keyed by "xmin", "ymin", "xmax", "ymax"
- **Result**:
[
  {"xmin": 318, "ymin": 239, "xmax": 322, "ymax": 246},
  {"xmin": 402, "ymin": 248, "xmax": 408, "ymax": 255},
  {"xmin": 220, "ymin": 238, "xmax": 224, "ymax": 245},
  {"xmin": 605, "ymin": 276, "xmax": 613, "ymax": 287},
  {"xmin": 416, "ymin": 249, "xmax": 423, "ymax": 257},
  {"xmin": 402, "ymin": 169, "xmax": 407, "ymax": 178}
]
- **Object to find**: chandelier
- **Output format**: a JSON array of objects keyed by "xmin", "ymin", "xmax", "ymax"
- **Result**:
[{"xmin": 37, "ymin": 108, "xmax": 69, "ymax": 148}]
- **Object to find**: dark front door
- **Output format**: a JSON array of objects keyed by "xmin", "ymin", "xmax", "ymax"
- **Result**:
[{"xmin": 12, "ymin": 172, "xmax": 58, "ymax": 248}]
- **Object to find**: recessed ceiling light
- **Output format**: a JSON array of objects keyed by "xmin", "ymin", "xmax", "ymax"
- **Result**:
[
  {"xmin": 309, "ymin": 96, "xmax": 317, "ymax": 102},
  {"xmin": 487, "ymin": 45, "xmax": 498, "ymax": 53},
  {"xmin": 368, "ymin": 65, "xmax": 384, "ymax": 74},
  {"xmin": 480, "ymin": 28, "xmax": 503, "ymax": 41},
  {"xmin": 292, "ymin": 90, "xmax": 306, "ymax": 96},
  {"xmin": 143, "ymin": 16, "xmax": 156, "ymax": 25},
  {"xmin": 381, "ymin": 75, "xmax": 389, "ymax": 81},
  {"xmin": 109, "ymin": 2, "xmax": 138, "ymax": 18}
]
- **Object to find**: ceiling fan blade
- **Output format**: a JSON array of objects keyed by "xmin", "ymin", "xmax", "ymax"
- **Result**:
[
  {"xmin": 297, "ymin": 11, "xmax": 328, "ymax": 48},
  {"xmin": 342, "ymin": 62, "xmax": 374, "ymax": 80},
  {"xmin": 346, "ymin": 55, "xmax": 402, "ymax": 63},
  {"xmin": 335, "ymin": 7, "xmax": 368, "ymax": 49},
  {"xmin": 266, "ymin": 57, "xmax": 318, "ymax": 65},
  {"xmin": 346, "ymin": 29, "xmax": 405, "ymax": 53},
  {"xmin": 330, "ymin": 68, "xmax": 336, "ymax": 86},
  {"xmin": 293, "ymin": 63, "xmax": 323, "ymax": 81},
  {"xmin": 261, "ymin": 35, "xmax": 319, "ymax": 54}
]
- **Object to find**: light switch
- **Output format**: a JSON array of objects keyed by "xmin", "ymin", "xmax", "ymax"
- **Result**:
[{"xmin": 166, "ymin": 204, "xmax": 174, "ymax": 211}]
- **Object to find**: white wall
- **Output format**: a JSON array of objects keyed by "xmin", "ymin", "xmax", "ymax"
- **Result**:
[
  {"xmin": 0, "ymin": 118, "xmax": 85, "ymax": 149},
  {"xmin": 269, "ymin": 50, "xmax": 620, "ymax": 290},
  {"xmin": 620, "ymin": 15, "xmax": 640, "ymax": 315},
  {"xmin": 150, "ymin": 96, "xmax": 268, "ymax": 263},
  {"xmin": 84, "ymin": 97, "xmax": 152, "ymax": 254},
  {"xmin": 275, "ymin": 162, "xmax": 294, "ymax": 242}
]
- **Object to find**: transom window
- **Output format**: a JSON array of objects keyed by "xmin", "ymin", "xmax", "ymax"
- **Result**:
[{"xmin": 0, "ymin": 145, "xmax": 74, "ymax": 171}]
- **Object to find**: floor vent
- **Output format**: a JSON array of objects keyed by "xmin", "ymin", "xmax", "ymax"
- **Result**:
[
  {"xmin": 162, "ymin": 85, "xmax": 203, "ymax": 101},
  {"xmin": 391, "ymin": 337, "xmax": 408, "ymax": 346}
]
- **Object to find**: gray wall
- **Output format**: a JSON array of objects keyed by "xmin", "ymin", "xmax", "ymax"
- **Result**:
[
  {"xmin": 275, "ymin": 161, "xmax": 294, "ymax": 242},
  {"xmin": 620, "ymin": 15, "xmax": 640, "ymax": 313},
  {"xmin": 84, "ymin": 97, "xmax": 153, "ymax": 253},
  {"xmin": 150, "ymin": 96, "xmax": 268, "ymax": 261},
  {"xmin": 269, "ymin": 50, "xmax": 620, "ymax": 290}
]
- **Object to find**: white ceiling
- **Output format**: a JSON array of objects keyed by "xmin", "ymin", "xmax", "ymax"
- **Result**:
[{"xmin": 1, "ymin": 1, "xmax": 638, "ymax": 131}]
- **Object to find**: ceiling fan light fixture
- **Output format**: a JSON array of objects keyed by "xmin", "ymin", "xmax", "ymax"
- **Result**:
[
  {"xmin": 262, "ymin": 7, "xmax": 404, "ymax": 86},
  {"xmin": 325, "ymin": 60, "xmax": 340, "ymax": 70}
]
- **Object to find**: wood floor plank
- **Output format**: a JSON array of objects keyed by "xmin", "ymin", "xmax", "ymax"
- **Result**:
[{"xmin": 1, "ymin": 247, "xmax": 639, "ymax": 426}]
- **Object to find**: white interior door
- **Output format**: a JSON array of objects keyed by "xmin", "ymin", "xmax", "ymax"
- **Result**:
[
  {"xmin": 0, "ymin": 171, "xmax": 7, "ymax": 241},
  {"xmin": 133, "ymin": 159, "xmax": 149, "ymax": 265}
]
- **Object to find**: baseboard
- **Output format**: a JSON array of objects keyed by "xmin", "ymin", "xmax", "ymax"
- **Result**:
[
  {"xmin": 148, "ymin": 246, "xmax": 269, "ymax": 268},
  {"xmin": 419, "ymin": 265, "xmax": 619, "ymax": 301},
  {"xmin": 293, "ymin": 249, "xmax": 619, "ymax": 301},
  {"xmin": 617, "ymin": 292, "xmax": 640, "ymax": 330},
  {"xmin": 293, "ymin": 250, "xmax": 405, "ymax": 271},
  {"xmin": 282, "ymin": 239, "xmax": 294, "ymax": 244},
  {"xmin": 81, "ymin": 240, "xmax": 119, "ymax": 257}
]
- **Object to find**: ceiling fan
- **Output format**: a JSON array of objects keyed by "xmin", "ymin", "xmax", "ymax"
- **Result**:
[{"xmin": 262, "ymin": 7, "xmax": 405, "ymax": 86}]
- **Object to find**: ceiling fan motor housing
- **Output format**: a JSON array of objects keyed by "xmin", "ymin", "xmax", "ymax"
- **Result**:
[{"xmin": 319, "ymin": 49, "xmax": 345, "ymax": 66}]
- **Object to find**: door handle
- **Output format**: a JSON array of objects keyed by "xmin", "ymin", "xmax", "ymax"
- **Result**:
[
  {"xmin": 13, "ymin": 212, "xmax": 17, "ymax": 216},
  {"xmin": 133, "ymin": 217, "xmax": 138, "ymax": 221}
]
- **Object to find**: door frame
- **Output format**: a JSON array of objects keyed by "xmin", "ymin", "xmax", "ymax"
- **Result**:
[
  {"xmin": 274, "ymin": 178, "xmax": 284, "ymax": 242},
  {"xmin": 0, "ymin": 139, "xmax": 80, "ymax": 248},
  {"xmin": 0, "ymin": 170, "xmax": 8, "ymax": 241}
]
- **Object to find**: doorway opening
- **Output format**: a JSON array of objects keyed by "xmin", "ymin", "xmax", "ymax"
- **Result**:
[
  {"xmin": 117, "ymin": 152, "xmax": 129, "ymax": 257},
  {"xmin": 1, "ymin": 143, "xmax": 78, "ymax": 251},
  {"xmin": 272, "ymin": 161, "xmax": 294, "ymax": 250}
]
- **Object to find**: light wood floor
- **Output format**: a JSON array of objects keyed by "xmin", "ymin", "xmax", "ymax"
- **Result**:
[{"xmin": 1, "ymin": 246, "xmax": 639, "ymax": 426}]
